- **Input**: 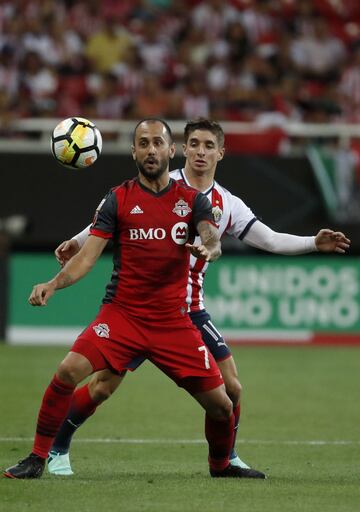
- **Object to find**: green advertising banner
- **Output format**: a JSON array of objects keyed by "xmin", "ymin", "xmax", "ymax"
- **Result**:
[
  {"xmin": 8, "ymin": 253, "xmax": 113, "ymax": 344},
  {"xmin": 204, "ymin": 256, "xmax": 360, "ymax": 343},
  {"xmin": 7, "ymin": 254, "xmax": 360, "ymax": 344}
]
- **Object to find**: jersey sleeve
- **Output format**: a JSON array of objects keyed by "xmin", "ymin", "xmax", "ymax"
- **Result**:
[
  {"xmin": 192, "ymin": 192, "xmax": 216, "ymax": 227},
  {"xmin": 226, "ymin": 193, "xmax": 257, "ymax": 240},
  {"xmin": 90, "ymin": 190, "xmax": 118, "ymax": 239}
]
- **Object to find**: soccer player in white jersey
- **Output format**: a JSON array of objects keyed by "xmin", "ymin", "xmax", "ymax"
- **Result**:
[{"xmin": 48, "ymin": 119, "xmax": 350, "ymax": 477}]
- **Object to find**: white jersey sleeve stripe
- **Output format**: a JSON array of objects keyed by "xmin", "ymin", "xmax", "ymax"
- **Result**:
[
  {"xmin": 239, "ymin": 217, "xmax": 257, "ymax": 240},
  {"xmin": 202, "ymin": 323, "xmax": 219, "ymax": 341}
]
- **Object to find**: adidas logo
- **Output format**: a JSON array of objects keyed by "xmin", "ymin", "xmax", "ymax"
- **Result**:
[{"xmin": 130, "ymin": 205, "xmax": 143, "ymax": 214}]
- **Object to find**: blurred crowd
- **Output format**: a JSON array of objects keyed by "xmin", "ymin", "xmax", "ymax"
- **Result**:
[{"xmin": 1, "ymin": 0, "xmax": 360, "ymax": 128}]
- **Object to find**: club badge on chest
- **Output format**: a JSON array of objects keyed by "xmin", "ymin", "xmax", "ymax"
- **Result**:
[
  {"xmin": 212, "ymin": 205, "xmax": 222, "ymax": 223},
  {"xmin": 173, "ymin": 199, "xmax": 192, "ymax": 217}
]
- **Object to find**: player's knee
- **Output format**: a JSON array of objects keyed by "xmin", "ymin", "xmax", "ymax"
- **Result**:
[
  {"xmin": 57, "ymin": 361, "xmax": 81, "ymax": 386},
  {"xmin": 208, "ymin": 395, "xmax": 233, "ymax": 421},
  {"xmin": 225, "ymin": 378, "xmax": 242, "ymax": 407},
  {"xmin": 89, "ymin": 379, "xmax": 113, "ymax": 403}
]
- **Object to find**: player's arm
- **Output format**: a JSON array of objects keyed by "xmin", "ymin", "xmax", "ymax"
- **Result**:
[
  {"xmin": 185, "ymin": 192, "xmax": 221, "ymax": 262},
  {"xmin": 55, "ymin": 224, "xmax": 91, "ymax": 266},
  {"xmin": 186, "ymin": 220, "xmax": 221, "ymax": 262},
  {"xmin": 29, "ymin": 235, "xmax": 108, "ymax": 306},
  {"xmin": 244, "ymin": 221, "xmax": 350, "ymax": 255},
  {"xmin": 32, "ymin": 189, "xmax": 118, "ymax": 306}
]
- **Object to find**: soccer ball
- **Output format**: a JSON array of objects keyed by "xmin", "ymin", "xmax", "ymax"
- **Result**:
[{"xmin": 51, "ymin": 117, "xmax": 102, "ymax": 169}]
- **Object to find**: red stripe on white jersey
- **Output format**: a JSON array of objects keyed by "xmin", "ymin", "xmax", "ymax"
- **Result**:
[
  {"xmin": 187, "ymin": 188, "xmax": 223, "ymax": 311},
  {"xmin": 187, "ymin": 257, "xmax": 208, "ymax": 311},
  {"xmin": 211, "ymin": 188, "xmax": 223, "ymax": 221}
]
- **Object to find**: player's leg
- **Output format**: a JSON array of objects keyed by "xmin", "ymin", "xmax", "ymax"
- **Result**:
[
  {"xmin": 3, "ymin": 350, "xmax": 98, "ymax": 479},
  {"xmin": 47, "ymin": 305, "xmax": 148, "ymax": 476},
  {"xmin": 191, "ymin": 382, "xmax": 235, "ymax": 472},
  {"xmin": 189, "ymin": 311, "xmax": 249, "ymax": 468},
  {"xmin": 151, "ymin": 316, "xmax": 265, "ymax": 479},
  {"xmin": 48, "ymin": 369, "xmax": 125, "ymax": 476},
  {"xmin": 183, "ymin": 379, "xmax": 265, "ymax": 479},
  {"xmin": 216, "ymin": 356, "xmax": 249, "ymax": 468}
]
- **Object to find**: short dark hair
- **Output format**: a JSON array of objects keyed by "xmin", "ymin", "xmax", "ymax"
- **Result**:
[
  {"xmin": 133, "ymin": 118, "xmax": 173, "ymax": 144},
  {"xmin": 184, "ymin": 118, "xmax": 225, "ymax": 147}
]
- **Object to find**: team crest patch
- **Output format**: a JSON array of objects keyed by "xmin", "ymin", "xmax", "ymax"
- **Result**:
[
  {"xmin": 173, "ymin": 199, "xmax": 192, "ymax": 217},
  {"xmin": 93, "ymin": 323, "xmax": 110, "ymax": 338},
  {"xmin": 171, "ymin": 222, "xmax": 189, "ymax": 245},
  {"xmin": 212, "ymin": 205, "xmax": 222, "ymax": 223}
]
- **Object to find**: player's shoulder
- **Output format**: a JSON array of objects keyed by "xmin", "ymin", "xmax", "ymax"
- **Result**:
[
  {"xmin": 171, "ymin": 176, "xmax": 199, "ymax": 198},
  {"xmin": 213, "ymin": 180, "xmax": 234, "ymax": 198},
  {"xmin": 170, "ymin": 168, "xmax": 183, "ymax": 181},
  {"xmin": 111, "ymin": 178, "xmax": 138, "ymax": 195},
  {"xmin": 170, "ymin": 168, "xmax": 194, "ymax": 193},
  {"xmin": 214, "ymin": 180, "xmax": 244, "ymax": 203},
  {"xmin": 213, "ymin": 180, "xmax": 253, "ymax": 218}
]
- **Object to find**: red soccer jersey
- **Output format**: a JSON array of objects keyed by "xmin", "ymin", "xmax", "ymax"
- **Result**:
[{"xmin": 90, "ymin": 177, "xmax": 215, "ymax": 319}]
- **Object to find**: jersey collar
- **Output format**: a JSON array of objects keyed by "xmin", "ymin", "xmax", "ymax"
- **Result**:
[
  {"xmin": 179, "ymin": 168, "xmax": 214, "ymax": 196},
  {"xmin": 136, "ymin": 177, "xmax": 174, "ymax": 196}
]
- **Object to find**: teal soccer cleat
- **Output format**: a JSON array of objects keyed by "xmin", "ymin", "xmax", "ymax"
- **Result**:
[
  {"xmin": 229, "ymin": 455, "xmax": 251, "ymax": 469},
  {"xmin": 47, "ymin": 451, "xmax": 74, "ymax": 476}
]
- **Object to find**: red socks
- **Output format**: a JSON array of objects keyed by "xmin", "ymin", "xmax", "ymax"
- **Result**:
[
  {"xmin": 69, "ymin": 384, "xmax": 98, "ymax": 419},
  {"xmin": 205, "ymin": 413, "xmax": 235, "ymax": 471},
  {"xmin": 33, "ymin": 375, "xmax": 75, "ymax": 459}
]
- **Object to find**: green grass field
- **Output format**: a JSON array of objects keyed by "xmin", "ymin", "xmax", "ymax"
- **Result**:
[{"xmin": 0, "ymin": 344, "xmax": 359, "ymax": 512}]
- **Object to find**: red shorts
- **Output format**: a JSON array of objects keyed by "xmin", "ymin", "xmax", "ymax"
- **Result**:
[{"xmin": 71, "ymin": 303, "xmax": 223, "ymax": 394}]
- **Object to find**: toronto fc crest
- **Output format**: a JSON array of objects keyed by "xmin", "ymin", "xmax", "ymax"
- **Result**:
[
  {"xmin": 173, "ymin": 199, "xmax": 192, "ymax": 217},
  {"xmin": 93, "ymin": 323, "xmax": 110, "ymax": 338},
  {"xmin": 212, "ymin": 205, "xmax": 222, "ymax": 223}
]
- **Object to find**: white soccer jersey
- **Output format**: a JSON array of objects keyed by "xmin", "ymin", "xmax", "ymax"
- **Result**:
[{"xmin": 171, "ymin": 168, "xmax": 256, "ymax": 312}]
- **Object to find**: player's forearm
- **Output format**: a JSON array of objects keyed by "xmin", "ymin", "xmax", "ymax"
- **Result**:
[
  {"xmin": 50, "ymin": 251, "xmax": 95, "ymax": 290},
  {"xmin": 51, "ymin": 236, "xmax": 107, "ymax": 289},
  {"xmin": 72, "ymin": 224, "xmax": 91, "ymax": 248},
  {"xmin": 198, "ymin": 221, "xmax": 222, "ymax": 261},
  {"xmin": 244, "ymin": 221, "xmax": 317, "ymax": 255}
]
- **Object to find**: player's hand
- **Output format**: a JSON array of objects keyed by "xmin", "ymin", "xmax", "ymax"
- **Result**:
[
  {"xmin": 28, "ymin": 282, "xmax": 56, "ymax": 306},
  {"xmin": 55, "ymin": 239, "xmax": 80, "ymax": 267},
  {"xmin": 315, "ymin": 229, "xmax": 351, "ymax": 253},
  {"xmin": 185, "ymin": 243, "xmax": 212, "ymax": 261}
]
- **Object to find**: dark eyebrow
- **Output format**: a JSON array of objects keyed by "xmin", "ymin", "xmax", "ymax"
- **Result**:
[{"xmin": 189, "ymin": 137, "xmax": 215, "ymax": 145}]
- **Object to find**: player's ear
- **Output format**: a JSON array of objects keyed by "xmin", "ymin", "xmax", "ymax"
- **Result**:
[
  {"xmin": 169, "ymin": 142, "xmax": 176, "ymax": 159},
  {"xmin": 182, "ymin": 143, "xmax": 187, "ymax": 157},
  {"xmin": 217, "ymin": 147, "xmax": 225, "ymax": 161},
  {"xmin": 131, "ymin": 145, "xmax": 136, "ymax": 160}
]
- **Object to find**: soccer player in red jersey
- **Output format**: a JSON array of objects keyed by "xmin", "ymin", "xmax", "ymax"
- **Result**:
[
  {"xmin": 4, "ymin": 119, "xmax": 266, "ymax": 480},
  {"xmin": 46, "ymin": 119, "xmax": 350, "ymax": 478}
]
